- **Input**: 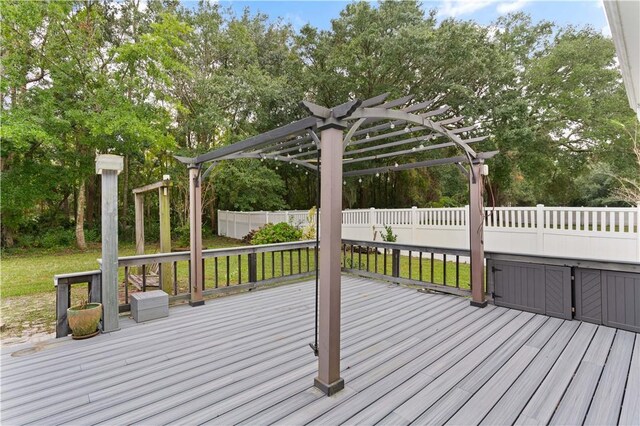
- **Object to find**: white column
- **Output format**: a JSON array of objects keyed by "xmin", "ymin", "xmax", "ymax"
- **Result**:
[
  {"xmin": 96, "ymin": 154, "xmax": 124, "ymax": 333},
  {"xmin": 536, "ymin": 204, "xmax": 545, "ymax": 255}
]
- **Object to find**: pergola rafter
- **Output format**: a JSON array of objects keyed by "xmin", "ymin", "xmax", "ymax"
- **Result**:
[{"xmin": 175, "ymin": 93, "xmax": 495, "ymax": 398}]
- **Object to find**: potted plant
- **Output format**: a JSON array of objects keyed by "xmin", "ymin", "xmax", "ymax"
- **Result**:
[{"xmin": 67, "ymin": 299, "xmax": 102, "ymax": 339}]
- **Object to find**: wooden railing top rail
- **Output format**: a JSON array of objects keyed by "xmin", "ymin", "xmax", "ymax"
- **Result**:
[
  {"xmin": 485, "ymin": 251, "xmax": 640, "ymax": 273},
  {"xmin": 54, "ymin": 270, "xmax": 102, "ymax": 285},
  {"xmin": 342, "ymin": 238, "xmax": 470, "ymax": 257},
  {"xmin": 97, "ymin": 240, "xmax": 318, "ymax": 267}
]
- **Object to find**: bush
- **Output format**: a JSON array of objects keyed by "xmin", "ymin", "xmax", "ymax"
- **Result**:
[
  {"xmin": 241, "ymin": 229, "xmax": 258, "ymax": 244},
  {"xmin": 250, "ymin": 222, "xmax": 302, "ymax": 245},
  {"xmin": 380, "ymin": 225, "xmax": 397, "ymax": 243}
]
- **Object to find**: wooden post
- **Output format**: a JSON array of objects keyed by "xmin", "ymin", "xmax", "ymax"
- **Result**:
[
  {"xmin": 188, "ymin": 166, "xmax": 204, "ymax": 306},
  {"xmin": 469, "ymin": 162, "xmax": 487, "ymax": 307},
  {"xmin": 97, "ymin": 154, "xmax": 123, "ymax": 332},
  {"xmin": 314, "ymin": 125, "xmax": 345, "ymax": 396},
  {"xmin": 159, "ymin": 178, "xmax": 172, "ymax": 293},
  {"xmin": 134, "ymin": 193, "xmax": 144, "ymax": 275}
]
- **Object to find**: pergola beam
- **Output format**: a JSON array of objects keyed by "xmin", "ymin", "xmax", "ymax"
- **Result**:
[{"xmin": 343, "ymin": 150, "xmax": 498, "ymax": 177}]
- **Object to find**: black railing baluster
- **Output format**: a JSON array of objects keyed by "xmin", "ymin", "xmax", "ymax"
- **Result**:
[
  {"xmin": 142, "ymin": 264, "xmax": 147, "ymax": 292},
  {"xmin": 350, "ymin": 245, "xmax": 354, "ymax": 268},
  {"xmin": 430, "ymin": 253, "xmax": 434, "ymax": 283},
  {"xmin": 238, "ymin": 254, "xmax": 242, "ymax": 284},
  {"xmin": 419, "ymin": 252, "xmax": 423, "ymax": 281},
  {"xmin": 202, "ymin": 258, "xmax": 206, "ymax": 290},
  {"xmin": 384, "ymin": 249, "xmax": 388, "ymax": 275},
  {"xmin": 124, "ymin": 266, "xmax": 129, "ymax": 304},
  {"xmin": 280, "ymin": 251, "xmax": 285, "ymax": 277},
  {"xmin": 298, "ymin": 249, "xmax": 302, "ymax": 274},
  {"xmin": 290, "ymin": 250, "xmax": 293, "ymax": 275},
  {"xmin": 456, "ymin": 255, "xmax": 460, "ymax": 288},
  {"xmin": 306, "ymin": 247, "xmax": 310, "ymax": 272},
  {"xmin": 375, "ymin": 246, "xmax": 378, "ymax": 273},
  {"xmin": 409, "ymin": 251, "xmax": 412, "ymax": 280},
  {"xmin": 261, "ymin": 252, "xmax": 265, "ymax": 280},
  {"xmin": 188, "ymin": 260, "xmax": 191, "ymax": 291},
  {"xmin": 443, "ymin": 254, "xmax": 447, "ymax": 286},
  {"xmin": 271, "ymin": 251, "xmax": 275, "ymax": 278},
  {"xmin": 226, "ymin": 256, "xmax": 230, "ymax": 286},
  {"xmin": 214, "ymin": 257, "xmax": 219, "ymax": 288},
  {"xmin": 173, "ymin": 262, "xmax": 178, "ymax": 295},
  {"xmin": 358, "ymin": 246, "xmax": 362, "ymax": 270},
  {"xmin": 366, "ymin": 247, "xmax": 370, "ymax": 272}
]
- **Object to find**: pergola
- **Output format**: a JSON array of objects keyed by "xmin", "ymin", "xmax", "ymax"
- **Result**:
[{"xmin": 175, "ymin": 93, "xmax": 497, "ymax": 396}]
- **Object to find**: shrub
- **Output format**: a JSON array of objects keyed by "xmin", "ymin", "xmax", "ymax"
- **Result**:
[
  {"xmin": 301, "ymin": 206, "xmax": 317, "ymax": 240},
  {"xmin": 380, "ymin": 225, "xmax": 397, "ymax": 243},
  {"xmin": 250, "ymin": 222, "xmax": 302, "ymax": 245},
  {"xmin": 241, "ymin": 229, "xmax": 258, "ymax": 244}
]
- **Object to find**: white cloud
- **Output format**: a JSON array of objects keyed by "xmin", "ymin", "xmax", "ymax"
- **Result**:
[
  {"xmin": 438, "ymin": 0, "xmax": 497, "ymax": 18},
  {"xmin": 496, "ymin": 0, "xmax": 529, "ymax": 14},
  {"xmin": 437, "ymin": 0, "xmax": 531, "ymax": 18}
]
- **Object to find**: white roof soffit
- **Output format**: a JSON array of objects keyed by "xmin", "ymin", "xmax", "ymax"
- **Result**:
[{"xmin": 603, "ymin": 0, "xmax": 640, "ymax": 120}]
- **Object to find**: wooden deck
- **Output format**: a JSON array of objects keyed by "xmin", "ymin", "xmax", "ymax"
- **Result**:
[{"xmin": 1, "ymin": 276, "xmax": 638, "ymax": 425}]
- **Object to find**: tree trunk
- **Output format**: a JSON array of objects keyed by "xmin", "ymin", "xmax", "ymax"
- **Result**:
[
  {"xmin": 121, "ymin": 155, "xmax": 129, "ymax": 230},
  {"xmin": 76, "ymin": 180, "xmax": 87, "ymax": 250},
  {"xmin": 86, "ymin": 176, "xmax": 96, "ymax": 226},
  {"xmin": 2, "ymin": 226, "xmax": 14, "ymax": 248}
]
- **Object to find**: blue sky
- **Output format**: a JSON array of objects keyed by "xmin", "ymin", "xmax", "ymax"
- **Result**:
[{"xmin": 198, "ymin": 1, "xmax": 610, "ymax": 35}]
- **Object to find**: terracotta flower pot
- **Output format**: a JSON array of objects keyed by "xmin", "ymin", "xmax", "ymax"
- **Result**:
[{"xmin": 67, "ymin": 303, "xmax": 102, "ymax": 339}]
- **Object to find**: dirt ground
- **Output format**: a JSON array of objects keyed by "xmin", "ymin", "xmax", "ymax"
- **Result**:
[{"xmin": 1, "ymin": 292, "xmax": 57, "ymax": 347}]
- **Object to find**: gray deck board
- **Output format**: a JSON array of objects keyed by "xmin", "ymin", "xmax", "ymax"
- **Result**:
[
  {"xmin": 550, "ymin": 326, "xmax": 617, "ymax": 425},
  {"xmin": 619, "ymin": 336, "xmax": 640, "ymax": 425},
  {"xmin": 585, "ymin": 330, "xmax": 636, "ymax": 425},
  {"xmin": 0, "ymin": 275, "xmax": 637, "ymax": 426}
]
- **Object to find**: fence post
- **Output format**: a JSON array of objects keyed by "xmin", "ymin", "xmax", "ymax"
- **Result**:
[
  {"xmin": 248, "ymin": 253, "xmax": 257, "ymax": 282},
  {"xmin": 536, "ymin": 204, "xmax": 545, "ymax": 255},
  {"xmin": 218, "ymin": 210, "xmax": 222, "ymax": 236},
  {"xmin": 411, "ymin": 206, "xmax": 418, "ymax": 245},
  {"xmin": 370, "ymin": 207, "xmax": 376, "ymax": 239},
  {"xmin": 265, "ymin": 211, "xmax": 269, "ymax": 225},
  {"xmin": 234, "ymin": 212, "xmax": 237, "ymax": 239},
  {"xmin": 464, "ymin": 205, "xmax": 470, "ymax": 249},
  {"xmin": 285, "ymin": 211, "xmax": 290, "ymax": 224},
  {"xmin": 248, "ymin": 212, "xmax": 252, "ymax": 234}
]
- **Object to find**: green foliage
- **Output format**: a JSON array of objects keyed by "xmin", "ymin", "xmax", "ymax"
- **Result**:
[
  {"xmin": 250, "ymin": 223, "xmax": 302, "ymax": 245},
  {"xmin": 211, "ymin": 160, "xmax": 287, "ymax": 211},
  {"xmin": 380, "ymin": 225, "xmax": 397, "ymax": 243},
  {"xmin": 1, "ymin": 0, "xmax": 637, "ymax": 250}
]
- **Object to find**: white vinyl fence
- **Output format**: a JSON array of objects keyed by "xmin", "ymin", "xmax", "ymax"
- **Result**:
[{"xmin": 218, "ymin": 205, "xmax": 640, "ymax": 262}]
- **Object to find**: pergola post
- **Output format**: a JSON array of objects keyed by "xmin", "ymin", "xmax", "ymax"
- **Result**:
[
  {"xmin": 188, "ymin": 165, "xmax": 204, "ymax": 306},
  {"xmin": 96, "ymin": 154, "xmax": 124, "ymax": 332},
  {"xmin": 134, "ymin": 193, "xmax": 144, "ymax": 274},
  {"xmin": 159, "ymin": 177, "xmax": 172, "ymax": 293},
  {"xmin": 469, "ymin": 162, "xmax": 487, "ymax": 307},
  {"xmin": 314, "ymin": 125, "xmax": 345, "ymax": 396}
]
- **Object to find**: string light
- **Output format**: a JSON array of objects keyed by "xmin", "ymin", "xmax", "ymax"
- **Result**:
[
  {"xmin": 394, "ymin": 162, "xmax": 399, "ymax": 168},
  {"xmin": 299, "ymin": 147, "xmax": 303, "ymax": 152},
  {"xmin": 358, "ymin": 178, "xmax": 362, "ymax": 183},
  {"xmin": 343, "ymin": 180, "xmax": 346, "ymax": 185},
  {"xmin": 375, "ymin": 173, "xmax": 380, "ymax": 177},
  {"xmin": 366, "ymin": 133, "xmax": 370, "ymax": 140},
  {"xmin": 412, "ymin": 147, "xmax": 416, "ymax": 151},
  {"xmin": 275, "ymin": 166, "xmax": 279, "ymax": 170},
  {"xmin": 404, "ymin": 126, "xmax": 410, "ymax": 132},
  {"xmin": 390, "ymin": 123, "xmax": 395, "ymax": 129},
  {"xmin": 419, "ymin": 144, "xmax": 425, "ymax": 149}
]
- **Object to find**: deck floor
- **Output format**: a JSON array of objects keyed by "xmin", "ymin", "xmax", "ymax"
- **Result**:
[{"xmin": 1, "ymin": 276, "xmax": 638, "ymax": 425}]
